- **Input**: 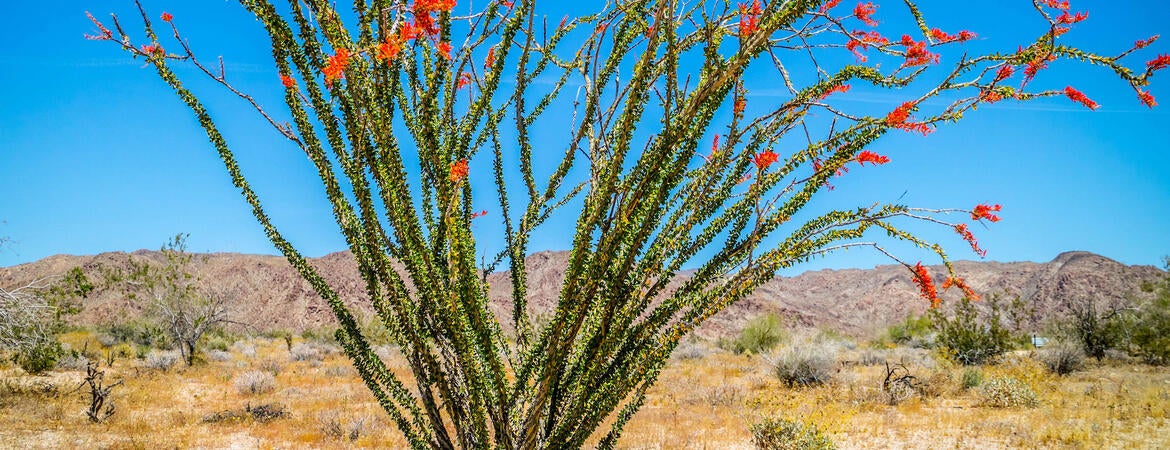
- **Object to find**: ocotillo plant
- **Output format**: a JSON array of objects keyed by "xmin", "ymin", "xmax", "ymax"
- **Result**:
[{"xmin": 91, "ymin": 0, "xmax": 1163, "ymax": 447}]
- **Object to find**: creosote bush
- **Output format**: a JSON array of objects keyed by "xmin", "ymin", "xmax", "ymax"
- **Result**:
[
  {"xmin": 235, "ymin": 370, "xmax": 277, "ymax": 395},
  {"xmin": 931, "ymin": 295, "xmax": 1019, "ymax": 365},
  {"xmin": 770, "ymin": 343, "xmax": 837, "ymax": 387},
  {"xmin": 749, "ymin": 416, "xmax": 835, "ymax": 450},
  {"xmin": 728, "ymin": 313, "xmax": 786, "ymax": 355},
  {"xmin": 977, "ymin": 376, "xmax": 1039, "ymax": 408},
  {"xmin": 93, "ymin": 0, "xmax": 1166, "ymax": 447},
  {"xmin": 1038, "ymin": 340, "xmax": 1084, "ymax": 376}
]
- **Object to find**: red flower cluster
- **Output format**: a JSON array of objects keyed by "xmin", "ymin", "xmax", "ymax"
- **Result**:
[
  {"xmin": 846, "ymin": 30, "xmax": 888, "ymax": 62},
  {"xmin": 734, "ymin": 97, "xmax": 746, "ymax": 115},
  {"xmin": 160, "ymin": 12, "xmax": 173, "ymax": 22},
  {"xmin": 458, "ymin": 72, "xmax": 472, "ymax": 89},
  {"xmin": 753, "ymin": 149, "xmax": 779, "ymax": 170},
  {"xmin": 911, "ymin": 262, "xmax": 940, "ymax": 307},
  {"xmin": 854, "ymin": 2, "xmax": 878, "ymax": 27},
  {"xmin": 471, "ymin": 210, "xmax": 488, "ymax": 219},
  {"xmin": 484, "ymin": 47, "xmax": 496, "ymax": 69},
  {"xmin": 1063, "ymin": 86, "xmax": 1099, "ymax": 110},
  {"xmin": 1022, "ymin": 52, "xmax": 1055, "ymax": 86},
  {"xmin": 971, "ymin": 203, "xmax": 1002, "ymax": 222},
  {"xmin": 855, "ymin": 150, "xmax": 889, "ymax": 166},
  {"xmin": 377, "ymin": 35, "xmax": 403, "ymax": 62},
  {"xmin": 1138, "ymin": 89, "xmax": 1157, "ymax": 108},
  {"xmin": 437, "ymin": 41, "xmax": 453, "ymax": 60},
  {"xmin": 140, "ymin": 44, "xmax": 164, "ymax": 57},
  {"xmin": 885, "ymin": 102, "xmax": 933, "ymax": 135},
  {"xmin": 1043, "ymin": 0, "xmax": 1070, "ymax": 9},
  {"xmin": 1148, "ymin": 54, "xmax": 1170, "ymax": 72},
  {"xmin": 819, "ymin": 84, "xmax": 851, "ymax": 100},
  {"xmin": 954, "ymin": 224, "xmax": 987, "ymax": 258},
  {"xmin": 942, "ymin": 277, "xmax": 979, "ymax": 300},
  {"xmin": 1135, "ymin": 35, "xmax": 1159, "ymax": 50},
  {"xmin": 1055, "ymin": 10, "xmax": 1088, "ymax": 25},
  {"xmin": 449, "ymin": 159, "xmax": 469, "ymax": 183},
  {"xmin": 280, "ymin": 75, "xmax": 296, "ymax": 88},
  {"xmin": 980, "ymin": 90, "xmax": 1003, "ymax": 103},
  {"xmin": 413, "ymin": 0, "xmax": 456, "ymax": 36},
  {"xmin": 994, "ymin": 65, "xmax": 1014, "ymax": 82},
  {"xmin": 739, "ymin": 1, "xmax": 762, "ymax": 37},
  {"xmin": 819, "ymin": 0, "xmax": 842, "ymax": 14},
  {"xmin": 900, "ymin": 35, "xmax": 939, "ymax": 67},
  {"xmin": 930, "ymin": 28, "xmax": 975, "ymax": 43},
  {"xmin": 84, "ymin": 12, "xmax": 113, "ymax": 40},
  {"xmin": 323, "ymin": 48, "xmax": 351, "ymax": 88}
]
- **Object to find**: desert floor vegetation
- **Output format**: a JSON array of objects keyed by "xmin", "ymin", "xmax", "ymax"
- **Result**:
[{"xmin": 0, "ymin": 330, "xmax": 1167, "ymax": 449}]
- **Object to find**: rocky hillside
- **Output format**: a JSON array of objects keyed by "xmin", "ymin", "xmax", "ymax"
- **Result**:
[{"xmin": 1, "ymin": 250, "xmax": 1163, "ymax": 338}]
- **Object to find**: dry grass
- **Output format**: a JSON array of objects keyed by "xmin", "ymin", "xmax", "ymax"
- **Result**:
[{"xmin": 1, "ymin": 333, "xmax": 1168, "ymax": 449}]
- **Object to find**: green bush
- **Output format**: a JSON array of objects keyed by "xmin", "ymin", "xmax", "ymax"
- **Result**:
[
  {"xmin": 728, "ymin": 314, "xmax": 786, "ymax": 355},
  {"xmin": 977, "ymin": 376, "xmax": 1039, "ymax": 408},
  {"xmin": 13, "ymin": 340, "xmax": 63, "ymax": 375},
  {"xmin": 101, "ymin": 320, "xmax": 171, "ymax": 349},
  {"xmin": 1128, "ymin": 263, "xmax": 1170, "ymax": 365},
  {"xmin": 750, "ymin": 417, "xmax": 835, "ymax": 450},
  {"xmin": 877, "ymin": 313, "xmax": 933, "ymax": 348},
  {"xmin": 931, "ymin": 295, "xmax": 1019, "ymax": 365},
  {"xmin": 960, "ymin": 367, "xmax": 983, "ymax": 390}
]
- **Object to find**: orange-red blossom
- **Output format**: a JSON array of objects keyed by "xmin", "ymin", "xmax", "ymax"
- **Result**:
[
  {"xmin": 323, "ymin": 48, "xmax": 351, "ymax": 87},
  {"xmin": 1063, "ymin": 86, "xmax": 1099, "ymax": 110},
  {"xmin": 971, "ymin": 203, "xmax": 1002, "ymax": 222},
  {"xmin": 954, "ymin": 223, "xmax": 987, "ymax": 258},
  {"xmin": 912, "ymin": 262, "xmax": 940, "ymax": 307},
  {"xmin": 449, "ymin": 159, "xmax": 469, "ymax": 183},
  {"xmin": 855, "ymin": 150, "xmax": 889, "ymax": 166},
  {"xmin": 753, "ymin": 149, "xmax": 779, "ymax": 170},
  {"xmin": 854, "ymin": 2, "xmax": 878, "ymax": 27},
  {"xmin": 885, "ymin": 102, "xmax": 933, "ymax": 135}
]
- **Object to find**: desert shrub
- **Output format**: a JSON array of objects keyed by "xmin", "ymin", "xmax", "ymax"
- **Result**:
[
  {"xmin": 324, "ymin": 365, "xmax": 351, "ymax": 377},
  {"xmin": 235, "ymin": 370, "xmax": 276, "ymax": 395},
  {"xmin": 1038, "ymin": 341, "xmax": 1084, "ymax": 375},
  {"xmin": 143, "ymin": 350, "xmax": 179, "ymax": 371},
  {"xmin": 856, "ymin": 348, "xmax": 886, "ymax": 366},
  {"xmin": 750, "ymin": 416, "xmax": 835, "ymax": 450},
  {"xmin": 927, "ymin": 371, "xmax": 957, "ymax": 398},
  {"xmin": 672, "ymin": 340, "xmax": 712, "ymax": 361},
  {"xmin": 2, "ymin": 272, "xmax": 91, "ymax": 374},
  {"xmin": 878, "ymin": 313, "xmax": 934, "ymax": 348},
  {"xmin": 1128, "ymin": 265, "xmax": 1170, "ymax": 365},
  {"xmin": 203, "ymin": 402, "xmax": 287, "ymax": 423},
  {"xmin": 101, "ymin": 320, "xmax": 170, "ymax": 349},
  {"xmin": 12, "ymin": 340, "xmax": 63, "ymax": 375},
  {"xmin": 770, "ymin": 344, "xmax": 836, "ymax": 387},
  {"xmin": 931, "ymin": 295, "xmax": 1018, "ymax": 365},
  {"xmin": 1058, "ymin": 296, "xmax": 1129, "ymax": 361},
  {"xmin": 231, "ymin": 341, "xmax": 257, "ymax": 358},
  {"xmin": 207, "ymin": 350, "xmax": 233, "ymax": 362},
  {"xmin": 960, "ymin": 368, "xmax": 983, "ymax": 390},
  {"xmin": 728, "ymin": 314, "xmax": 786, "ymax": 355},
  {"xmin": 319, "ymin": 411, "xmax": 370, "ymax": 442},
  {"xmin": 289, "ymin": 342, "xmax": 328, "ymax": 362},
  {"xmin": 977, "ymin": 376, "xmax": 1039, "ymax": 408},
  {"xmin": 257, "ymin": 359, "xmax": 284, "ymax": 376},
  {"xmin": 56, "ymin": 351, "xmax": 91, "ymax": 371}
]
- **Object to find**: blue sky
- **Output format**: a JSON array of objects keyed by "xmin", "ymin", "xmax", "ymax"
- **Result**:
[{"xmin": 1, "ymin": 1, "xmax": 1168, "ymax": 274}]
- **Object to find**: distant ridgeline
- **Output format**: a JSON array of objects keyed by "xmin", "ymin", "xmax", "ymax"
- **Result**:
[{"xmin": 1, "ymin": 250, "xmax": 1162, "ymax": 338}]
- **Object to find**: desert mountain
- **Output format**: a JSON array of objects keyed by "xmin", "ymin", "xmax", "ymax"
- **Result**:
[{"xmin": 1, "ymin": 250, "xmax": 1163, "ymax": 338}]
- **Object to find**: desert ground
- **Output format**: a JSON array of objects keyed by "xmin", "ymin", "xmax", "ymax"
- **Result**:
[{"xmin": 2, "ymin": 329, "xmax": 1167, "ymax": 450}]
